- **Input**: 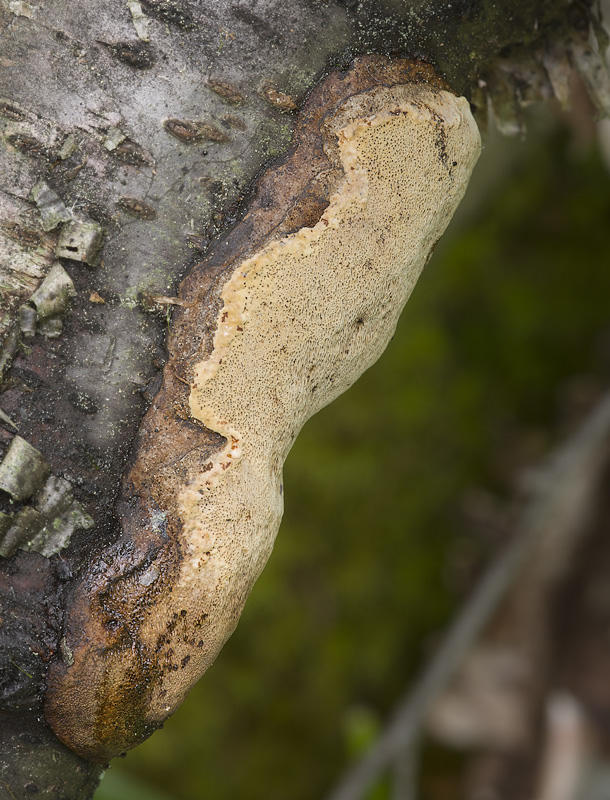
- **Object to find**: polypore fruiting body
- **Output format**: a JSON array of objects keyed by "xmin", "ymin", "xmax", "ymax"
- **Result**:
[{"xmin": 44, "ymin": 56, "xmax": 481, "ymax": 762}]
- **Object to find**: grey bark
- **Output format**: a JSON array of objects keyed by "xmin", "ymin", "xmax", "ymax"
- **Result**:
[{"xmin": 0, "ymin": 0, "xmax": 602, "ymax": 797}]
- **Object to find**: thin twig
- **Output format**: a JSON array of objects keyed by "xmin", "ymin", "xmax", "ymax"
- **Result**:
[{"xmin": 392, "ymin": 740, "xmax": 419, "ymax": 800}]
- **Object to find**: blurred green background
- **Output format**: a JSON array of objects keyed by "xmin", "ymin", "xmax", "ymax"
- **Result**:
[{"xmin": 97, "ymin": 107, "xmax": 610, "ymax": 799}]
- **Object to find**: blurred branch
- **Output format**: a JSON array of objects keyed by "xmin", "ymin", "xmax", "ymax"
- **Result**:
[
  {"xmin": 391, "ymin": 741, "xmax": 419, "ymax": 800},
  {"xmin": 327, "ymin": 392, "xmax": 610, "ymax": 800}
]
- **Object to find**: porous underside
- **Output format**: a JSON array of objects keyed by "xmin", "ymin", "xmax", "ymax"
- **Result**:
[{"xmin": 162, "ymin": 84, "xmax": 481, "ymax": 717}]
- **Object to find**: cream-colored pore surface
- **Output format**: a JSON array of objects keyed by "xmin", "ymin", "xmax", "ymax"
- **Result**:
[{"xmin": 146, "ymin": 85, "xmax": 480, "ymax": 716}]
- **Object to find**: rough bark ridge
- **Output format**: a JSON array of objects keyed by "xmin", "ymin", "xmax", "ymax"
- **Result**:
[{"xmin": 0, "ymin": 0, "xmax": 603, "ymax": 796}]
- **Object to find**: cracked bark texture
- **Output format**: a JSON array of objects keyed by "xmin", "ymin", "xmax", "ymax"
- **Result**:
[{"xmin": 0, "ymin": 0, "xmax": 599, "ymax": 797}]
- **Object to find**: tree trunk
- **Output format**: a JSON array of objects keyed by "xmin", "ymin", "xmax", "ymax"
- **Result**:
[{"xmin": 0, "ymin": 0, "xmax": 605, "ymax": 796}]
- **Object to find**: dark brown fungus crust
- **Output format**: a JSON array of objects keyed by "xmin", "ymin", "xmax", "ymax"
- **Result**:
[{"xmin": 44, "ymin": 55, "xmax": 478, "ymax": 763}]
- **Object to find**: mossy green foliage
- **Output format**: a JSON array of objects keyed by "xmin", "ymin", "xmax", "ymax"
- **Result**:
[{"xmin": 98, "ymin": 126, "xmax": 610, "ymax": 799}]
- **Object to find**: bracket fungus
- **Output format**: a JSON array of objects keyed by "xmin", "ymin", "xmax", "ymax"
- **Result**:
[{"xmin": 45, "ymin": 56, "xmax": 481, "ymax": 762}]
